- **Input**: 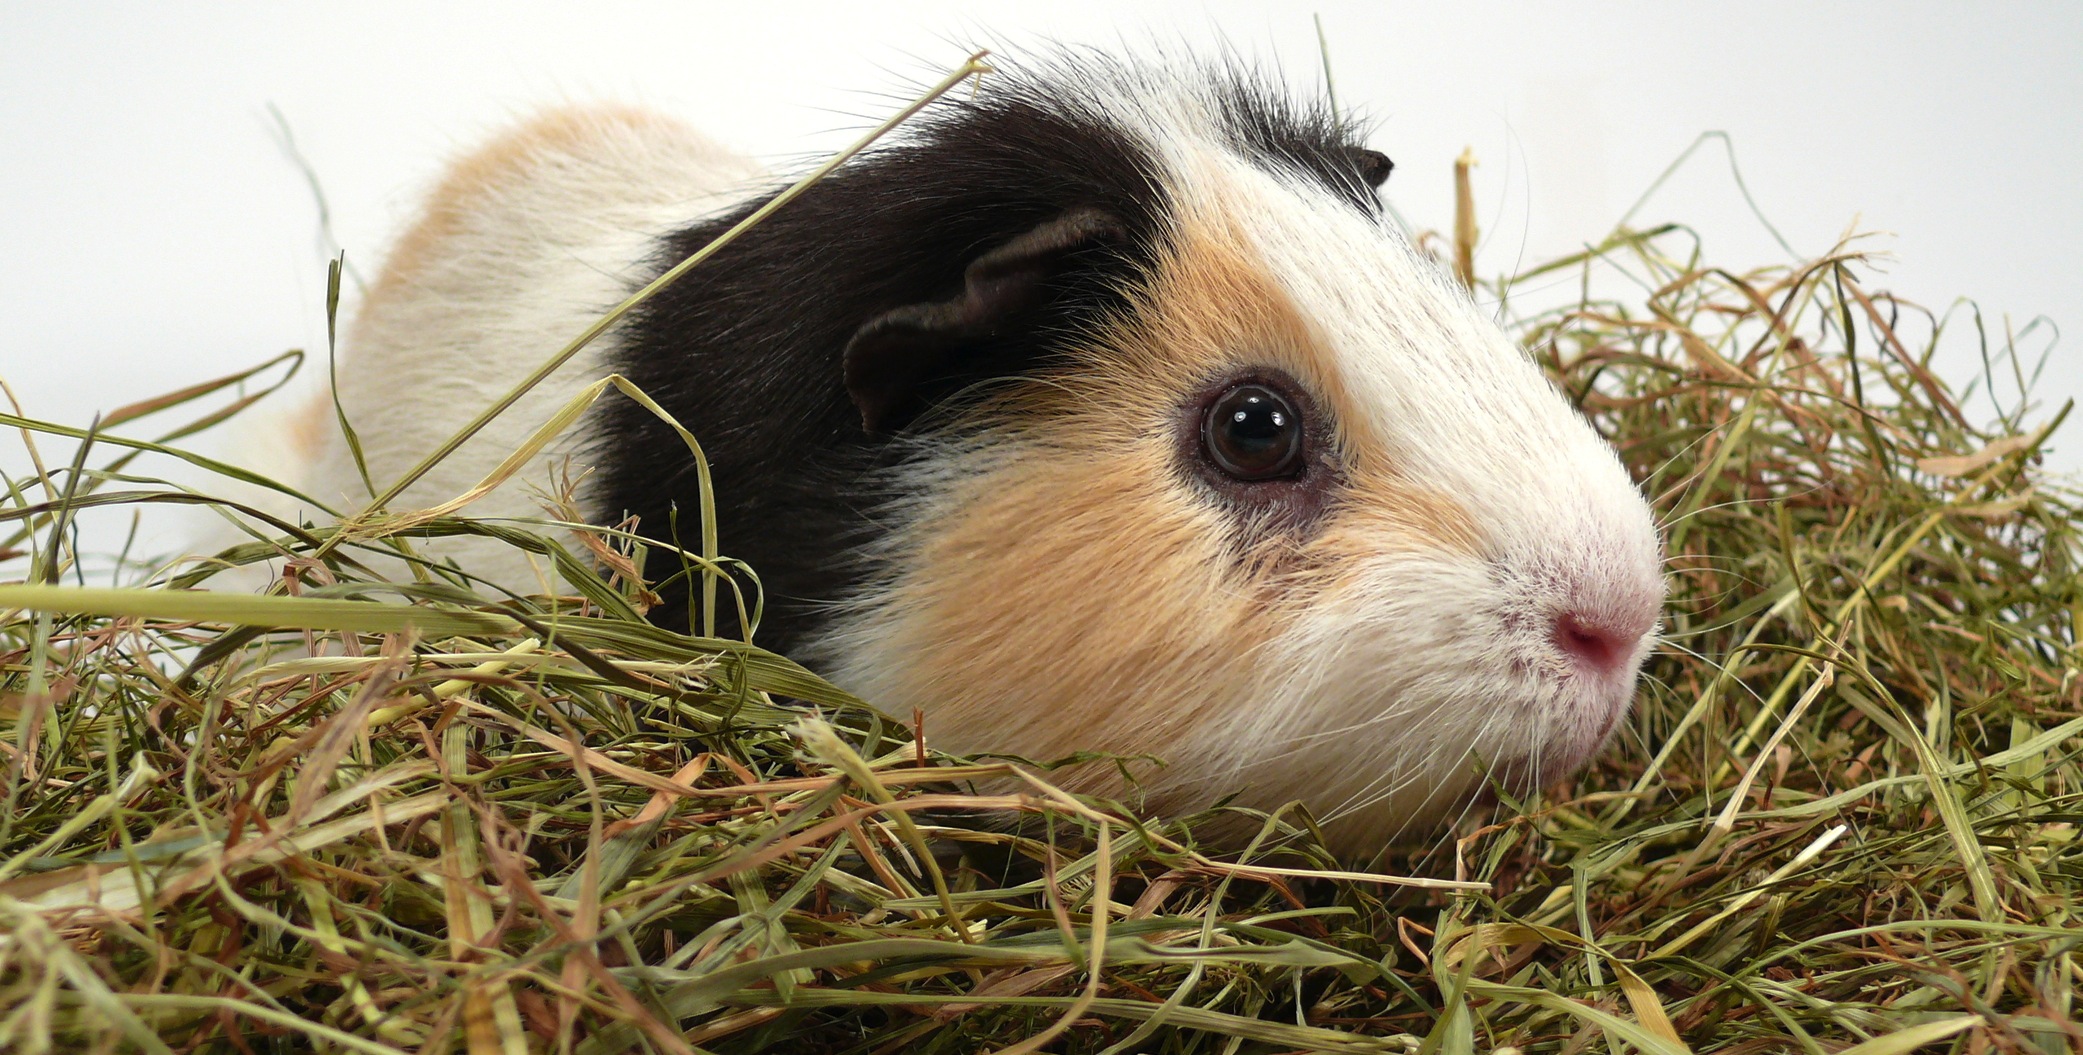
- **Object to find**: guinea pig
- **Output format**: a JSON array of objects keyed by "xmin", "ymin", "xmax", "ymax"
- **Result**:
[{"xmin": 297, "ymin": 52, "xmax": 1667, "ymax": 854}]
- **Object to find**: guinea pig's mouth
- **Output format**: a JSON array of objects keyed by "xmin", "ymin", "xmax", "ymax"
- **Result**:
[
  {"xmin": 1496, "ymin": 650, "xmax": 1648, "ymax": 785},
  {"xmin": 1469, "ymin": 628, "xmax": 1652, "ymax": 794},
  {"xmin": 1477, "ymin": 715, "xmax": 1620, "ymax": 805}
]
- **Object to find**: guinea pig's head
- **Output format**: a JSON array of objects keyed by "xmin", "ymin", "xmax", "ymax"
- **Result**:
[{"xmin": 809, "ymin": 57, "xmax": 1666, "ymax": 854}]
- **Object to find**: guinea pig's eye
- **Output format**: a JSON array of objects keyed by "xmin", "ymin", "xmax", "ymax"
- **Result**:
[{"xmin": 1202, "ymin": 383, "xmax": 1305, "ymax": 480}]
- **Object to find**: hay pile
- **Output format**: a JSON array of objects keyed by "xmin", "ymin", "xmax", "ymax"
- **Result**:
[{"xmin": 2, "ymin": 82, "xmax": 2078, "ymax": 1055}]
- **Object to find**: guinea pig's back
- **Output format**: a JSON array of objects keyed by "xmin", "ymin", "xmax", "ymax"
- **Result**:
[{"xmin": 294, "ymin": 105, "xmax": 765, "ymax": 589}]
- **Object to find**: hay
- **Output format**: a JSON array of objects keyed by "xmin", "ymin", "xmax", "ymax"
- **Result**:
[{"xmin": 2, "ymin": 76, "xmax": 2078, "ymax": 1055}]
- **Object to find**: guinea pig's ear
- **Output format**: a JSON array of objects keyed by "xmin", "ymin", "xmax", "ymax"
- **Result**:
[
  {"xmin": 1344, "ymin": 147, "xmax": 1393, "ymax": 188},
  {"xmin": 842, "ymin": 207, "xmax": 1127, "ymax": 434}
]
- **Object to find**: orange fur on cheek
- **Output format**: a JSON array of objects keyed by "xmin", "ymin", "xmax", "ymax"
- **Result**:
[{"xmin": 862, "ymin": 438, "xmax": 1275, "ymax": 776}]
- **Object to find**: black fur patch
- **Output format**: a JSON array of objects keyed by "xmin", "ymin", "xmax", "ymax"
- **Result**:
[
  {"xmin": 595, "ymin": 56, "xmax": 1385, "ymax": 650},
  {"xmin": 1206, "ymin": 70, "xmax": 1389, "ymax": 213}
]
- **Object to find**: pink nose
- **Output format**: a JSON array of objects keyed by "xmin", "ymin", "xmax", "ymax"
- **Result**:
[{"xmin": 1553, "ymin": 612, "xmax": 1640, "ymax": 677}]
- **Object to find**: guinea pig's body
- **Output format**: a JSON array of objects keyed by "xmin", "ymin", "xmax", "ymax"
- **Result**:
[{"xmin": 300, "ymin": 55, "xmax": 1666, "ymax": 853}]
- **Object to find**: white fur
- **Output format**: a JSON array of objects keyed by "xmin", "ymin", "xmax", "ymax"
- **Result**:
[{"xmin": 295, "ymin": 110, "xmax": 763, "ymax": 587}]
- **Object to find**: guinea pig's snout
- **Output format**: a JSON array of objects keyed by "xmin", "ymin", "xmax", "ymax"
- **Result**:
[
  {"xmin": 1536, "ymin": 549, "xmax": 1664, "ymax": 684},
  {"xmin": 1503, "ymin": 532, "xmax": 1664, "ymax": 687}
]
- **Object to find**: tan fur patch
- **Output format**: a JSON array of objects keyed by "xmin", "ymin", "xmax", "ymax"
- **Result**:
[
  {"xmin": 367, "ymin": 105, "xmax": 691, "ymax": 307},
  {"xmin": 1309, "ymin": 466, "xmax": 1486, "ymax": 564},
  {"xmin": 281, "ymin": 387, "xmax": 334, "ymax": 464},
  {"xmin": 866, "ymin": 448, "xmax": 1273, "ymax": 782}
]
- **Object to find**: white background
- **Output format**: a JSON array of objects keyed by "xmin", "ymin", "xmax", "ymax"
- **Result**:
[{"xmin": 3, "ymin": 1, "xmax": 2078, "ymax": 559}]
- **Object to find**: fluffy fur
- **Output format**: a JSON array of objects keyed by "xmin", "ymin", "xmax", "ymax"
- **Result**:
[{"xmin": 294, "ymin": 53, "xmax": 1666, "ymax": 855}]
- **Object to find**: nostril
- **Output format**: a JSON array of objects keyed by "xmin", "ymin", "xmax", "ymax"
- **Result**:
[{"xmin": 1553, "ymin": 612, "xmax": 1631, "ymax": 675}]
